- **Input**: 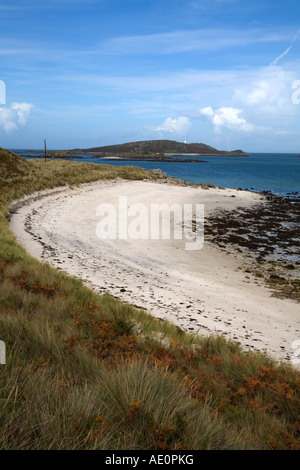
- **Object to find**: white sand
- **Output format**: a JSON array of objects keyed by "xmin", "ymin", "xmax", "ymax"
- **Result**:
[{"xmin": 9, "ymin": 179, "xmax": 300, "ymax": 365}]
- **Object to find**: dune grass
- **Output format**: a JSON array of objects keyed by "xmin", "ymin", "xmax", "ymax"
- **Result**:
[{"xmin": 0, "ymin": 150, "xmax": 299, "ymax": 450}]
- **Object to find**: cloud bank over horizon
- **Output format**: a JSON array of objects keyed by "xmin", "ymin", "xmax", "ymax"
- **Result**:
[
  {"xmin": 156, "ymin": 116, "xmax": 192, "ymax": 136},
  {"xmin": 199, "ymin": 107, "xmax": 254, "ymax": 133}
]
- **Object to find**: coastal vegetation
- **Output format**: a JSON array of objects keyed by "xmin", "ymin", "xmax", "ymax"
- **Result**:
[
  {"xmin": 0, "ymin": 147, "xmax": 299, "ymax": 450},
  {"xmin": 70, "ymin": 139, "xmax": 250, "ymax": 156}
]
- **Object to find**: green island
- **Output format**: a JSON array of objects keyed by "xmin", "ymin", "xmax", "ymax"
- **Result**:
[
  {"xmin": 0, "ymin": 146, "xmax": 299, "ymax": 451},
  {"xmin": 22, "ymin": 139, "xmax": 250, "ymax": 161}
]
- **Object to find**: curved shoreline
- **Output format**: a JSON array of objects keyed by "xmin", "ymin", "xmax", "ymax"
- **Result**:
[{"xmin": 9, "ymin": 179, "xmax": 300, "ymax": 365}]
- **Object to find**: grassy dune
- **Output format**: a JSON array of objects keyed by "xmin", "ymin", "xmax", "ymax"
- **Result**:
[{"xmin": 0, "ymin": 148, "xmax": 299, "ymax": 450}]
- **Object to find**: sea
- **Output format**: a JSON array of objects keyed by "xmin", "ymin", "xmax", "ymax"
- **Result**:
[{"xmin": 12, "ymin": 150, "xmax": 300, "ymax": 198}]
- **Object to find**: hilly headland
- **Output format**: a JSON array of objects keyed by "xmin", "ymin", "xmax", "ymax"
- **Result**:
[{"xmin": 22, "ymin": 139, "xmax": 250, "ymax": 161}]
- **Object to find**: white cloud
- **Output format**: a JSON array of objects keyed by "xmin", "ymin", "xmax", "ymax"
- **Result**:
[
  {"xmin": 233, "ymin": 66, "xmax": 298, "ymax": 118},
  {"xmin": 199, "ymin": 106, "xmax": 254, "ymax": 132},
  {"xmin": 156, "ymin": 116, "xmax": 191, "ymax": 135},
  {"xmin": 0, "ymin": 102, "xmax": 34, "ymax": 133},
  {"xmin": 11, "ymin": 102, "xmax": 33, "ymax": 125}
]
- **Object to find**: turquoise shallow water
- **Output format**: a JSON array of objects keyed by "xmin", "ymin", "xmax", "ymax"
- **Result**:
[{"xmin": 14, "ymin": 150, "xmax": 300, "ymax": 197}]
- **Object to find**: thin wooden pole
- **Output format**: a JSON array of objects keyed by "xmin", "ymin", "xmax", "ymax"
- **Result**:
[{"xmin": 44, "ymin": 139, "xmax": 47, "ymax": 162}]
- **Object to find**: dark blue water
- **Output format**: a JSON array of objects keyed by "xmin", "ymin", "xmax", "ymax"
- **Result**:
[{"xmin": 13, "ymin": 150, "xmax": 300, "ymax": 197}]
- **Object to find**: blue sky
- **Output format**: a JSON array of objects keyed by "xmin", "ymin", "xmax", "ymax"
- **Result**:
[{"xmin": 0, "ymin": 0, "xmax": 299, "ymax": 151}]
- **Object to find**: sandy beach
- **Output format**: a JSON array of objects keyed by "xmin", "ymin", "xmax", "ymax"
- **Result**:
[{"xmin": 9, "ymin": 179, "xmax": 300, "ymax": 364}]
